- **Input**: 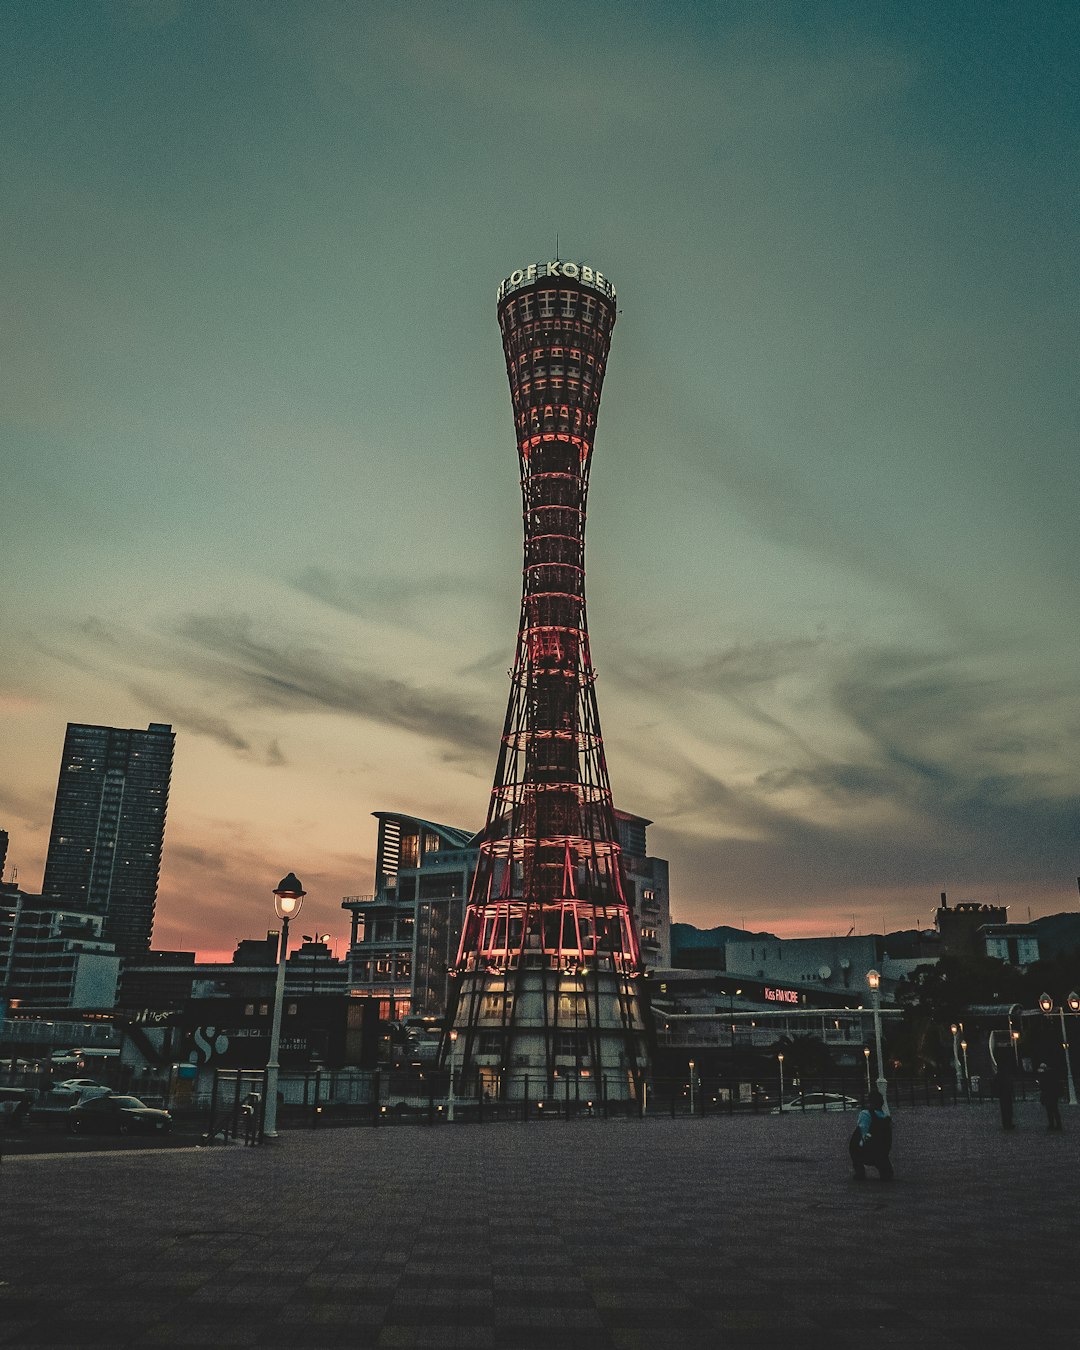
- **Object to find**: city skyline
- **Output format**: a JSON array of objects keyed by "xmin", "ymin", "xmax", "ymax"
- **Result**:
[{"xmin": 3, "ymin": 3, "xmax": 1079, "ymax": 957}]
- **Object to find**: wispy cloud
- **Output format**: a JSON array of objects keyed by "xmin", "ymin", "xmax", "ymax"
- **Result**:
[
  {"xmin": 168, "ymin": 610, "xmax": 496, "ymax": 758},
  {"xmin": 649, "ymin": 641, "xmax": 1080, "ymax": 903}
]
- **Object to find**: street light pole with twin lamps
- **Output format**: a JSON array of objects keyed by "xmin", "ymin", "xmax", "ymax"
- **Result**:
[
  {"xmin": 1039, "ymin": 992, "xmax": 1079, "ymax": 1108},
  {"xmin": 264, "ymin": 872, "xmax": 306, "ymax": 1140}
]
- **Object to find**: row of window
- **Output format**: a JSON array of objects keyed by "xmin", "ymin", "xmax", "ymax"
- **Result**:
[
  {"xmin": 503, "ymin": 289, "xmax": 603, "ymax": 324},
  {"xmin": 502, "ymin": 316, "xmax": 612, "ymax": 347}
]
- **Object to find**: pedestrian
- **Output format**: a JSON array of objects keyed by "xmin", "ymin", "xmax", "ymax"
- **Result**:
[
  {"xmin": 994, "ymin": 1059, "xmax": 1016, "ymax": 1130},
  {"xmin": 1037, "ymin": 1063, "xmax": 1063, "ymax": 1131},
  {"xmin": 849, "ymin": 1090, "xmax": 894, "ymax": 1181},
  {"xmin": 241, "ymin": 1091, "xmax": 262, "ymax": 1145}
]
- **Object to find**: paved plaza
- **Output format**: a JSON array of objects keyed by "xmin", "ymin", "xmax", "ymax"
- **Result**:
[{"xmin": 1, "ymin": 1100, "xmax": 1076, "ymax": 1349}]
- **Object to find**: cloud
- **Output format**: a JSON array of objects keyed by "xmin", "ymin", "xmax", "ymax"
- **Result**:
[
  {"xmin": 127, "ymin": 684, "xmax": 252, "ymax": 753},
  {"xmin": 0, "ymin": 785, "xmax": 52, "ymax": 833},
  {"xmin": 649, "ymin": 641, "xmax": 1080, "ymax": 908},
  {"xmin": 168, "ymin": 611, "xmax": 496, "ymax": 759},
  {"xmin": 127, "ymin": 684, "xmax": 290, "ymax": 767},
  {"xmin": 291, "ymin": 565, "xmax": 487, "ymax": 622}
]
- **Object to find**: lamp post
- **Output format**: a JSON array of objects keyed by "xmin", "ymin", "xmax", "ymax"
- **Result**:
[
  {"xmin": 866, "ymin": 970, "xmax": 889, "ymax": 1112},
  {"xmin": 950, "ymin": 1022, "xmax": 963, "ymax": 1093},
  {"xmin": 447, "ymin": 1030, "xmax": 458, "ymax": 1122},
  {"xmin": 777, "ymin": 1052, "xmax": 785, "ymax": 1104},
  {"xmin": 1066, "ymin": 994, "xmax": 1080, "ymax": 1107},
  {"xmin": 688, "ymin": 1060, "xmax": 696, "ymax": 1115},
  {"xmin": 728, "ymin": 987, "xmax": 743, "ymax": 1051},
  {"xmin": 264, "ymin": 872, "xmax": 305, "ymax": 1140},
  {"xmin": 1008, "ymin": 1003, "xmax": 1022, "ymax": 1066},
  {"xmin": 959, "ymin": 1038, "xmax": 969, "ymax": 1094},
  {"xmin": 1040, "ymin": 993, "xmax": 1079, "ymax": 1108},
  {"xmin": 863, "ymin": 1045, "xmax": 872, "ymax": 1092}
]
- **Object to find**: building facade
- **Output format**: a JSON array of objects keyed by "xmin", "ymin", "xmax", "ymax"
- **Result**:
[
  {"xmin": 42, "ymin": 722, "xmax": 174, "ymax": 957},
  {"xmin": 343, "ymin": 813, "xmax": 478, "ymax": 1021},
  {"xmin": 0, "ymin": 882, "xmax": 121, "ymax": 1008}
]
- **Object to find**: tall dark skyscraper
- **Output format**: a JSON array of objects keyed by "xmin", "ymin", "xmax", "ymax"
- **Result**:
[
  {"xmin": 448, "ymin": 261, "xmax": 650, "ymax": 1101},
  {"xmin": 42, "ymin": 722, "xmax": 174, "ymax": 957}
]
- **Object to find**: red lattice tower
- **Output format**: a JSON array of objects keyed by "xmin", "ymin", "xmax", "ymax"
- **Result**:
[{"xmin": 448, "ymin": 261, "xmax": 649, "ymax": 1102}]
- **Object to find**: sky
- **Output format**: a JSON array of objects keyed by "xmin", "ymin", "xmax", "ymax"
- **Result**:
[{"xmin": 2, "ymin": 0, "xmax": 1078, "ymax": 958}]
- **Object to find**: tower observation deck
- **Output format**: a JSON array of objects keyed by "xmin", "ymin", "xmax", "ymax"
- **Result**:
[{"xmin": 447, "ymin": 261, "xmax": 650, "ymax": 1102}]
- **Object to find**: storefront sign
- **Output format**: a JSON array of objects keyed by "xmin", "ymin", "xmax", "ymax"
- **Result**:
[{"xmin": 764, "ymin": 987, "xmax": 799, "ymax": 1004}]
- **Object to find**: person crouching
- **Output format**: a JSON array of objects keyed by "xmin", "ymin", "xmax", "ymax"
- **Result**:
[{"xmin": 849, "ymin": 1090, "xmax": 894, "ymax": 1181}]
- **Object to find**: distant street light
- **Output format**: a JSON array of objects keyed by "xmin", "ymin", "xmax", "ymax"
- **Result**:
[
  {"xmin": 777, "ymin": 1052, "xmax": 785, "ymax": 1104},
  {"xmin": 729, "ymin": 987, "xmax": 743, "ymax": 1051},
  {"xmin": 447, "ymin": 1030, "xmax": 459, "ymax": 1122},
  {"xmin": 863, "ymin": 1045, "xmax": 872, "ymax": 1092},
  {"xmin": 866, "ymin": 970, "xmax": 889, "ymax": 1112},
  {"xmin": 689, "ymin": 1059, "xmax": 696, "ymax": 1116},
  {"xmin": 959, "ymin": 1038, "xmax": 970, "ymax": 1093},
  {"xmin": 265, "ymin": 872, "xmax": 306, "ymax": 1140}
]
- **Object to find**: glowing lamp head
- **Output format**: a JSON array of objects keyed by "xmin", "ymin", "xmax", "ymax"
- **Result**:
[
  {"xmin": 950, "ymin": 1023, "xmax": 959, "ymax": 1035},
  {"xmin": 1039, "ymin": 993, "xmax": 1054, "ymax": 1014},
  {"xmin": 866, "ymin": 969, "xmax": 881, "ymax": 991},
  {"xmin": 863, "ymin": 1047, "xmax": 871, "ymax": 1058},
  {"xmin": 273, "ymin": 872, "xmax": 306, "ymax": 920},
  {"xmin": 1068, "ymin": 992, "xmax": 1080, "ymax": 1014}
]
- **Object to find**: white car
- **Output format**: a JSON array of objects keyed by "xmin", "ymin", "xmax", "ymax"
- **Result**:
[
  {"xmin": 53, "ymin": 1080, "xmax": 112, "ymax": 1103},
  {"xmin": 770, "ymin": 1092, "xmax": 862, "ymax": 1114}
]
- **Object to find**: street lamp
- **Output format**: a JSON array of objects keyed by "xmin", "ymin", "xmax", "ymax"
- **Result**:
[
  {"xmin": 1040, "ymin": 993, "xmax": 1079, "ymax": 1108},
  {"xmin": 1008, "ymin": 1003, "xmax": 1022, "ymax": 1066},
  {"xmin": 866, "ymin": 970, "xmax": 889, "ymax": 1112},
  {"xmin": 950, "ymin": 1022, "xmax": 963, "ymax": 1093},
  {"xmin": 447, "ymin": 1030, "xmax": 459, "ymax": 1122},
  {"xmin": 959, "ymin": 1037, "xmax": 969, "ymax": 1092},
  {"xmin": 777, "ymin": 1052, "xmax": 785, "ymax": 1104},
  {"xmin": 264, "ymin": 872, "xmax": 305, "ymax": 1140},
  {"xmin": 729, "ymin": 987, "xmax": 743, "ymax": 1051},
  {"xmin": 863, "ymin": 1045, "xmax": 872, "ymax": 1092},
  {"xmin": 688, "ymin": 1059, "xmax": 696, "ymax": 1116}
]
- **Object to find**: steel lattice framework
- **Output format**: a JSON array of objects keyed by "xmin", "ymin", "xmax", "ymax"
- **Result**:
[{"xmin": 447, "ymin": 262, "xmax": 650, "ymax": 1102}]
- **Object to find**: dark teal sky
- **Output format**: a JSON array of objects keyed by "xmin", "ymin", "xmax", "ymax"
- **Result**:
[{"xmin": 2, "ymin": 1, "xmax": 1078, "ymax": 952}]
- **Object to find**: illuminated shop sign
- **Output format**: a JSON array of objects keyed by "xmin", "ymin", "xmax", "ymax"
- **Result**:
[
  {"xmin": 764, "ymin": 987, "xmax": 799, "ymax": 1004},
  {"xmin": 498, "ymin": 261, "xmax": 616, "ymax": 303}
]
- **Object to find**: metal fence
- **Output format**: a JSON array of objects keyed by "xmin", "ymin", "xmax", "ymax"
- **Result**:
[{"xmin": 202, "ymin": 1068, "xmax": 1033, "ymax": 1133}]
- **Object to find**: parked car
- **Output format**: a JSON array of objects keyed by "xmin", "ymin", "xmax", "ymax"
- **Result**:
[
  {"xmin": 54, "ymin": 1078, "xmax": 106, "ymax": 1092},
  {"xmin": 50, "ymin": 1050, "xmax": 87, "ymax": 1068},
  {"xmin": 0, "ymin": 1087, "xmax": 36, "ymax": 1129},
  {"xmin": 770, "ymin": 1092, "xmax": 862, "ymax": 1114},
  {"xmin": 67, "ymin": 1094, "xmax": 172, "ymax": 1136}
]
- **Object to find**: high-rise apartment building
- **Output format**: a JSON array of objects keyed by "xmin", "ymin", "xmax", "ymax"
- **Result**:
[{"xmin": 42, "ymin": 722, "xmax": 174, "ymax": 957}]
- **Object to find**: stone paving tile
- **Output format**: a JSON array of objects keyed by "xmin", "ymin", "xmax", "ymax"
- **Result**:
[{"xmin": 2, "ymin": 1102, "xmax": 1077, "ymax": 1347}]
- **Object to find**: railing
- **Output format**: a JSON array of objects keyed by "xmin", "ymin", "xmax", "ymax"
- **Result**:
[{"xmin": 198, "ymin": 1068, "xmax": 1030, "ymax": 1133}]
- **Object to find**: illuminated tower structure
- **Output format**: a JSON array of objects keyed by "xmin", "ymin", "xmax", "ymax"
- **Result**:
[{"xmin": 449, "ymin": 261, "xmax": 650, "ymax": 1102}]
